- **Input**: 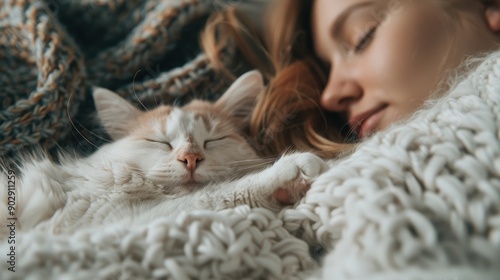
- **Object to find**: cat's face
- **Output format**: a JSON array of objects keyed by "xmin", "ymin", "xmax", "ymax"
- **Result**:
[{"xmin": 92, "ymin": 71, "xmax": 264, "ymax": 194}]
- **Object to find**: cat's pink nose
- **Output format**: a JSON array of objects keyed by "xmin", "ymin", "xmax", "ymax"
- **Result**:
[{"xmin": 178, "ymin": 153, "xmax": 204, "ymax": 172}]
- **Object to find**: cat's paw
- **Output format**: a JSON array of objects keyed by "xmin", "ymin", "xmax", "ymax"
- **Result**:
[
  {"xmin": 274, "ymin": 180, "xmax": 309, "ymax": 206},
  {"xmin": 272, "ymin": 152, "xmax": 329, "ymax": 182},
  {"xmin": 269, "ymin": 153, "xmax": 328, "ymax": 205}
]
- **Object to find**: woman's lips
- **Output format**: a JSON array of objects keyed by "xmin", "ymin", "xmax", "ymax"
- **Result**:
[{"xmin": 349, "ymin": 105, "xmax": 387, "ymax": 138}]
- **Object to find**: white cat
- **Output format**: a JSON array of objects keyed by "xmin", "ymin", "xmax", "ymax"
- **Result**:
[{"xmin": 0, "ymin": 71, "xmax": 328, "ymax": 237}]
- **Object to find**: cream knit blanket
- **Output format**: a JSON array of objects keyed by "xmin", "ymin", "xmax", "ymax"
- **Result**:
[{"xmin": 2, "ymin": 52, "xmax": 500, "ymax": 279}]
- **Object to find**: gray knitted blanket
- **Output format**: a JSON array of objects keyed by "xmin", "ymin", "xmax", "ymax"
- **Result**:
[
  {"xmin": 0, "ymin": 0, "xmax": 241, "ymax": 156},
  {"xmin": 2, "ymin": 1, "xmax": 500, "ymax": 279}
]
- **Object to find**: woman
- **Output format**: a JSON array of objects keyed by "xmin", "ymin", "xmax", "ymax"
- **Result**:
[
  {"xmin": 203, "ymin": 0, "xmax": 500, "ymax": 157},
  {"xmin": 202, "ymin": 2, "xmax": 500, "ymax": 279}
]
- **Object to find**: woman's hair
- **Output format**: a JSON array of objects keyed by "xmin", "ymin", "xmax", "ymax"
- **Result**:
[
  {"xmin": 201, "ymin": 0, "xmax": 487, "ymax": 158},
  {"xmin": 202, "ymin": 0, "xmax": 351, "ymax": 158}
]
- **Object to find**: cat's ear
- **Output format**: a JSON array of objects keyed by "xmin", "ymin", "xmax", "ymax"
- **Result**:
[
  {"xmin": 93, "ymin": 87, "xmax": 141, "ymax": 140},
  {"xmin": 215, "ymin": 70, "xmax": 264, "ymax": 121}
]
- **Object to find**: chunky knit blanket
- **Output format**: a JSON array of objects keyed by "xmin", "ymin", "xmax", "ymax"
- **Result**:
[{"xmin": 2, "ymin": 1, "xmax": 500, "ymax": 280}]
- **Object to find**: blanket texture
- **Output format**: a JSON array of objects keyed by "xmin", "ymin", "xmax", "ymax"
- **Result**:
[
  {"xmin": 2, "ymin": 1, "xmax": 500, "ymax": 280},
  {"xmin": 282, "ymin": 50, "xmax": 500, "ymax": 279},
  {"xmin": 0, "ymin": 0, "xmax": 241, "ymax": 156}
]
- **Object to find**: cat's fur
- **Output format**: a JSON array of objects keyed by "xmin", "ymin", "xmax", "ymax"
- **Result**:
[{"xmin": 0, "ymin": 71, "xmax": 328, "ymax": 237}]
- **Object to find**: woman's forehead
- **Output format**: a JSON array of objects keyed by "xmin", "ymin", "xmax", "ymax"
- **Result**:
[{"xmin": 311, "ymin": 0, "xmax": 359, "ymax": 61}]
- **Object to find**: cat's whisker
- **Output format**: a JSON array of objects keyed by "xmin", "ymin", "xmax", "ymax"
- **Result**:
[
  {"xmin": 227, "ymin": 163, "xmax": 272, "ymax": 173},
  {"xmin": 229, "ymin": 160, "xmax": 272, "ymax": 167},
  {"xmin": 341, "ymin": 114, "xmax": 378, "ymax": 144},
  {"xmin": 50, "ymin": 137, "xmax": 65, "ymax": 153},
  {"xmin": 342, "ymin": 122, "xmax": 359, "ymax": 143},
  {"xmin": 154, "ymin": 95, "xmax": 159, "ymax": 107},
  {"xmin": 174, "ymin": 98, "xmax": 183, "ymax": 107},
  {"xmin": 229, "ymin": 157, "xmax": 276, "ymax": 163},
  {"xmin": 65, "ymin": 89, "xmax": 102, "ymax": 151},
  {"xmin": 132, "ymin": 69, "xmax": 149, "ymax": 112},
  {"xmin": 228, "ymin": 162, "xmax": 271, "ymax": 170},
  {"xmin": 228, "ymin": 158, "xmax": 276, "ymax": 165},
  {"xmin": 83, "ymin": 128, "xmax": 113, "ymax": 143},
  {"xmin": 229, "ymin": 158, "xmax": 276, "ymax": 170}
]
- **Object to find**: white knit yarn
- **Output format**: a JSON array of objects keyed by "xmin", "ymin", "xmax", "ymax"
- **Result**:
[
  {"xmin": 0, "ymin": 206, "xmax": 315, "ymax": 279},
  {"xmin": 3, "ymin": 52, "xmax": 500, "ymax": 279},
  {"xmin": 282, "ymin": 51, "xmax": 500, "ymax": 279}
]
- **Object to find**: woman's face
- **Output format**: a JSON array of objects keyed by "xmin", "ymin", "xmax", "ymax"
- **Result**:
[{"xmin": 312, "ymin": 0, "xmax": 500, "ymax": 138}]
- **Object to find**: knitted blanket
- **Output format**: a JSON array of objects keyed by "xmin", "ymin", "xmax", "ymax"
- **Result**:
[
  {"xmin": 0, "ymin": 0, "xmax": 241, "ymax": 156},
  {"xmin": 283, "ymin": 51, "xmax": 500, "ymax": 279},
  {"xmin": 2, "ymin": 1, "xmax": 500, "ymax": 280}
]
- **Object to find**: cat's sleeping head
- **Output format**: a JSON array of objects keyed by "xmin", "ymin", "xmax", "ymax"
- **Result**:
[{"xmin": 92, "ymin": 71, "xmax": 264, "ymax": 194}]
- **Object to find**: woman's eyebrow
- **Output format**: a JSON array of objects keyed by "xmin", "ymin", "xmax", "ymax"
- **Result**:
[{"xmin": 330, "ymin": 1, "xmax": 373, "ymax": 38}]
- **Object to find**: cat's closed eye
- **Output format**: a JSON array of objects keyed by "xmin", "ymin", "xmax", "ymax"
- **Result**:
[
  {"xmin": 145, "ymin": 139, "xmax": 173, "ymax": 150},
  {"xmin": 203, "ymin": 136, "xmax": 227, "ymax": 149}
]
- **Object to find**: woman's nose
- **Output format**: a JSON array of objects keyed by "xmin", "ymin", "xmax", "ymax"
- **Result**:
[{"xmin": 320, "ymin": 70, "xmax": 363, "ymax": 113}]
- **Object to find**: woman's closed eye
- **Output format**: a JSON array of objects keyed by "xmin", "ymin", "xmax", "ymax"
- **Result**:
[
  {"xmin": 203, "ymin": 136, "xmax": 227, "ymax": 149},
  {"xmin": 145, "ymin": 139, "xmax": 172, "ymax": 150},
  {"xmin": 354, "ymin": 26, "xmax": 377, "ymax": 53}
]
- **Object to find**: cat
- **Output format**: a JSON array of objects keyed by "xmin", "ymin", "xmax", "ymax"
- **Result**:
[{"xmin": 0, "ymin": 70, "xmax": 328, "ymax": 237}]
